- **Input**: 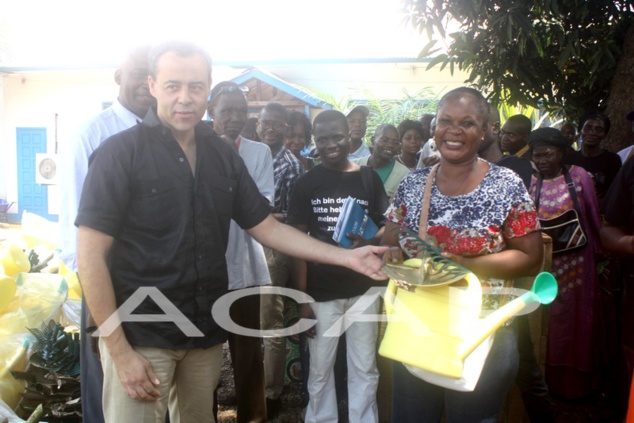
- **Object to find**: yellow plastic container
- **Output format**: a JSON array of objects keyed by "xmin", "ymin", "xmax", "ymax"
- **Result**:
[
  {"xmin": 1, "ymin": 245, "xmax": 31, "ymax": 277},
  {"xmin": 0, "ymin": 275, "xmax": 17, "ymax": 314}
]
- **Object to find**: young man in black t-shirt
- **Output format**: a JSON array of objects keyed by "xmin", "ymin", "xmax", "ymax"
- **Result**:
[
  {"xmin": 570, "ymin": 112, "xmax": 622, "ymax": 201},
  {"xmin": 287, "ymin": 110, "xmax": 388, "ymax": 423}
]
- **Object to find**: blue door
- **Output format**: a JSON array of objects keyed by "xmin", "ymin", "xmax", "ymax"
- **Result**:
[{"xmin": 16, "ymin": 127, "xmax": 56, "ymax": 221}]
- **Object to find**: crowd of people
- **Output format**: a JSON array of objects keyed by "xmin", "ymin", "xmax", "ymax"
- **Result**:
[{"xmin": 58, "ymin": 40, "xmax": 634, "ymax": 423}]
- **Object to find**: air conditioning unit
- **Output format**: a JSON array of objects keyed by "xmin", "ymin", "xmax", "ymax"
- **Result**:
[{"xmin": 35, "ymin": 153, "xmax": 59, "ymax": 185}]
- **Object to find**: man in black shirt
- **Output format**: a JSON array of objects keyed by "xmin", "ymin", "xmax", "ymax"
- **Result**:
[
  {"xmin": 569, "ymin": 112, "xmax": 622, "ymax": 202},
  {"xmin": 500, "ymin": 114, "xmax": 532, "ymax": 160},
  {"xmin": 76, "ymin": 41, "xmax": 387, "ymax": 423},
  {"xmin": 478, "ymin": 106, "xmax": 534, "ymax": 188}
]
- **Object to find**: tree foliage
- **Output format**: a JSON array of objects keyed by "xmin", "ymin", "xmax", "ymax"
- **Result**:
[{"xmin": 404, "ymin": 0, "xmax": 634, "ymax": 122}]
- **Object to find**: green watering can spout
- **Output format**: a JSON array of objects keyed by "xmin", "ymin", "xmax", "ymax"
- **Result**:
[
  {"xmin": 530, "ymin": 271, "xmax": 558, "ymax": 305},
  {"xmin": 461, "ymin": 272, "xmax": 558, "ymax": 360}
]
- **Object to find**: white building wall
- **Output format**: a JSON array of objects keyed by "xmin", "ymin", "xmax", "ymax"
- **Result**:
[{"xmin": 1, "ymin": 69, "xmax": 118, "ymax": 217}]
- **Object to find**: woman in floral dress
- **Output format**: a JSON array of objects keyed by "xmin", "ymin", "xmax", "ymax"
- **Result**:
[
  {"xmin": 528, "ymin": 127, "xmax": 603, "ymax": 400},
  {"xmin": 382, "ymin": 87, "xmax": 543, "ymax": 422}
]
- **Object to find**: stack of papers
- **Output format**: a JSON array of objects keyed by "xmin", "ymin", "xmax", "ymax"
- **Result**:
[{"xmin": 332, "ymin": 196, "xmax": 379, "ymax": 248}]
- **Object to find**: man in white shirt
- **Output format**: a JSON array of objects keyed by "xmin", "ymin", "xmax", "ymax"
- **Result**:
[
  {"xmin": 58, "ymin": 45, "xmax": 155, "ymax": 423},
  {"xmin": 208, "ymin": 81, "xmax": 274, "ymax": 423}
]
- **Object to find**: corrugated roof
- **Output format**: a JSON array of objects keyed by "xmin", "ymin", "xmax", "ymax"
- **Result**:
[{"xmin": 230, "ymin": 68, "xmax": 332, "ymax": 109}]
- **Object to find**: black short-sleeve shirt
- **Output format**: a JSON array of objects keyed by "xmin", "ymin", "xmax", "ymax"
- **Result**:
[
  {"xmin": 76, "ymin": 110, "xmax": 271, "ymax": 349},
  {"xmin": 496, "ymin": 155, "xmax": 534, "ymax": 189},
  {"xmin": 569, "ymin": 149, "xmax": 622, "ymax": 201}
]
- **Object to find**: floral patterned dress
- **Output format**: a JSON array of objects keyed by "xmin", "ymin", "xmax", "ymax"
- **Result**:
[
  {"xmin": 386, "ymin": 161, "xmax": 538, "ymax": 259},
  {"xmin": 529, "ymin": 165, "xmax": 603, "ymax": 399}
]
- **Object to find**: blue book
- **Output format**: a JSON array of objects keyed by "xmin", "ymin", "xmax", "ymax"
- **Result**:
[{"xmin": 332, "ymin": 196, "xmax": 379, "ymax": 248}]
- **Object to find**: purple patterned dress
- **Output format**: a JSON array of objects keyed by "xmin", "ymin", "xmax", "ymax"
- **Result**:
[{"xmin": 529, "ymin": 165, "xmax": 603, "ymax": 399}]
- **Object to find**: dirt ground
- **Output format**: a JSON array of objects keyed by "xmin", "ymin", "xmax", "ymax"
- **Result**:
[
  {"xmin": 216, "ymin": 342, "xmax": 305, "ymax": 423},
  {"xmin": 215, "ymin": 340, "xmax": 626, "ymax": 423}
]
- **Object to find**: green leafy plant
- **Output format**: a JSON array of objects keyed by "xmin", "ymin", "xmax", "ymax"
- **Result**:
[
  {"xmin": 307, "ymin": 87, "xmax": 439, "ymax": 146},
  {"xmin": 27, "ymin": 321, "xmax": 80, "ymax": 376},
  {"xmin": 364, "ymin": 88, "xmax": 438, "ymax": 142},
  {"xmin": 12, "ymin": 320, "xmax": 81, "ymax": 420},
  {"xmin": 27, "ymin": 249, "xmax": 54, "ymax": 273}
]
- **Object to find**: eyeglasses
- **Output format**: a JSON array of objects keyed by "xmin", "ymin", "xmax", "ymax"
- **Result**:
[{"xmin": 258, "ymin": 120, "xmax": 288, "ymax": 131}]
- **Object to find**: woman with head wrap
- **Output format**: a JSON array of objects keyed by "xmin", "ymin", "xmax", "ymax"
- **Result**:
[{"xmin": 528, "ymin": 127, "xmax": 604, "ymax": 400}]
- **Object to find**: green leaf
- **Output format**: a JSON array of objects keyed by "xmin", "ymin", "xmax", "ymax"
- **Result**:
[
  {"xmin": 418, "ymin": 39, "xmax": 439, "ymax": 58},
  {"xmin": 426, "ymin": 53, "xmax": 448, "ymax": 70}
]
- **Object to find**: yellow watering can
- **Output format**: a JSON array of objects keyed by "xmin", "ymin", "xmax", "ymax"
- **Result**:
[{"xmin": 379, "ymin": 271, "xmax": 557, "ymax": 386}]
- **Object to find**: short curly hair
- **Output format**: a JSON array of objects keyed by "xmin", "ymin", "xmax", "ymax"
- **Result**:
[{"xmin": 287, "ymin": 111, "xmax": 312, "ymax": 146}]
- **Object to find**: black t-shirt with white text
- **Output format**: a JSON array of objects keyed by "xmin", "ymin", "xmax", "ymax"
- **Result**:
[{"xmin": 287, "ymin": 165, "xmax": 388, "ymax": 301}]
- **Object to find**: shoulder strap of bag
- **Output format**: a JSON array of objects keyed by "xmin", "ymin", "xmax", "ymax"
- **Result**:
[
  {"xmin": 361, "ymin": 164, "xmax": 390, "ymax": 218},
  {"xmin": 419, "ymin": 164, "xmax": 439, "ymax": 239},
  {"xmin": 535, "ymin": 166, "xmax": 582, "ymax": 213},
  {"xmin": 535, "ymin": 173, "xmax": 544, "ymax": 212},
  {"xmin": 360, "ymin": 165, "xmax": 375, "ymax": 208},
  {"xmin": 563, "ymin": 166, "xmax": 584, "ymax": 220}
]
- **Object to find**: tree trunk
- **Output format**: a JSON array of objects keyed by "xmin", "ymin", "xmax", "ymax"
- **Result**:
[{"xmin": 605, "ymin": 23, "xmax": 634, "ymax": 153}]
